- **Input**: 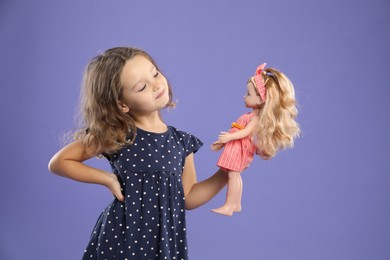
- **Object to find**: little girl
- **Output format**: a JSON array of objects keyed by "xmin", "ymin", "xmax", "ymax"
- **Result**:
[
  {"xmin": 211, "ymin": 63, "xmax": 300, "ymax": 216},
  {"xmin": 48, "ymin": 47, "xmax": 227, "ymax": 260}
]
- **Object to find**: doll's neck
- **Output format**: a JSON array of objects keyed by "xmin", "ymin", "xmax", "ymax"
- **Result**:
[{"xmin": 251, "ymin": 108, "xmax": 261, "ymax": 114}]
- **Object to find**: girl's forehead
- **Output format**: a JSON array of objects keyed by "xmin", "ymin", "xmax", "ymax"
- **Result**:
[
  {"xmin": 124, "ymin": 55, "xmax": 153, "ymax": 72},
  {"xmin": 121, "ymin": 55, "xmax": 154, "ymax": 86}
]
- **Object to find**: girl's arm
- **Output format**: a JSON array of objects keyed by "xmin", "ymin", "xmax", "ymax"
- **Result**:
[
  {"xmin": 217, "ymin": 115, "xmax": 259, "ymax": 143},
  {"xmin": 181, "ymin": 153, "xmax": 228, "ymax": 210},
  {"xmin": 48, "ymin": 141, "xmax": 125, "ymax": 202}
]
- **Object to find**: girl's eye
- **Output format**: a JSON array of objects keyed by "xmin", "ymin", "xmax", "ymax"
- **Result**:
[
  {"xmin": 138, "ymin": 85, "xmax": 146, "ymax": 92},
  {"xmin": 154, "ymin": 72, "xmax": 159, "ymax": 78}
]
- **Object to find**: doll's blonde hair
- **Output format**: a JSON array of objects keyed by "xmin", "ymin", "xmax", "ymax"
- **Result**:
[
  {"xmin": 252, "ymin": 68, "xmax": 300, "ymax": 160},
  {"xmin": 74, "ymin": 47, "xmax": 174, "ymax": 155}
]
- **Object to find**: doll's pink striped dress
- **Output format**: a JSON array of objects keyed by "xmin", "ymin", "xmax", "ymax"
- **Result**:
[{"xmin": 217, "ymin": 112, "xmax": 256, "ymax": 172}]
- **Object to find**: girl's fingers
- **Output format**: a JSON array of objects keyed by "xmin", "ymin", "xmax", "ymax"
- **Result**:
[
  {"xmin": 107, "ymin": 174, "xmax": 125, "ymax": 202},
  {"xmin": 115, "ymin": 192, "xmax": 125, "ymax": 202},
  {"xmin": 112, "ymin": 187, "xmax": 125, "ymax": 202},
  {"xmin": 114, "ymin": 186, "xmax": 125, "ymax": 202}
]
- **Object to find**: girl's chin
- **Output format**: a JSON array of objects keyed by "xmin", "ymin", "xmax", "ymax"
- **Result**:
[
  {"xmin": 163, "ymin": 93, "xmax": 170, "ymax": 103},
  {"xmin": 159, "ymin": 96, "xmax": 170, "ymax": 108}
]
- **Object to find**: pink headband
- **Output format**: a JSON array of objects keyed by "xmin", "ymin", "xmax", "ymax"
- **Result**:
[{"xmin": 253, "ymin": 63, "xmax": 267, "ymax": 101}]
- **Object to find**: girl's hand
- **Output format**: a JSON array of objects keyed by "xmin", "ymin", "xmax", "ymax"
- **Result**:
[
  {"xmin": 211, "ymin": 141, "xmax": 224, "ymax": 151},
  {"xmin": 106, "ymin": 174, "xmax": 125, "ymax": 202},
  {"xmin": 217, "ymin": 132, "xmax": 233, "ymax": 143}
]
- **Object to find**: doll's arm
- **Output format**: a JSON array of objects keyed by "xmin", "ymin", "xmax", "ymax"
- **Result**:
[
  {"xmin": 217, "ymin": 115, "xmax": 259, "ymax": 143},
  {"xmin": 48, "ymin": 141, "xmax": 125, "ymax": 202},
  {"xmin": 210, "ymin": 142, "xmax": 225, "ymax": 151},
  {"xmin": 182, "ymin": 153, "xmax": 228, "ymax": 210}
]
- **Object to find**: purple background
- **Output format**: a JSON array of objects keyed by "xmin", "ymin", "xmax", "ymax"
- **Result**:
[{"xmin": 1, "ymin": 0, "xmax": 389, "ymax": 259}]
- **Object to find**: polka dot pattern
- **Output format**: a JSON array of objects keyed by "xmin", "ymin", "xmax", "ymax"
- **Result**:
[{"xmin": 82, "ymin": 126, "xmax": 202, "ymax": 260}]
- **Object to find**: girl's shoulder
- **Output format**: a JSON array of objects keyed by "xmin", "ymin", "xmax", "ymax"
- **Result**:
[
  {"xmin": 167, "ymin": 126, "xmax": 203, "ymax": 155},
  {"xmin": 168, "ymin": 126, "xmax": 197, "ymax": 140},
  {"xmin": 168, "ymin": 125, "xmax": 188, "ymax": 135}
]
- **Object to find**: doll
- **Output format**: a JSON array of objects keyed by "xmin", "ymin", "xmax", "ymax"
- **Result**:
[{"xmin": 211, "ymin": 63, "xmax": 300, "ymax": 216}]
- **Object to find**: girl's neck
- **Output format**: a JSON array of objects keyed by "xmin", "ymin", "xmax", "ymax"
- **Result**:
[{"xmin": 134, "ymin": 112, "xmax": 167, "ymax": 133}]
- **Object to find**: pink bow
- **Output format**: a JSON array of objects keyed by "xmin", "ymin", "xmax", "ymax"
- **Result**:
[{"xmin": 254, "ymin": 63, "xmax": 267, "ymax": 101}]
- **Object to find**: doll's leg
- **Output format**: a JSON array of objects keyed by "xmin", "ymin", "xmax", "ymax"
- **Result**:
[
  {"xmin": 233, "ymin": 175, "xmax": 243, "ymax": 212},
  {"xmin": 212, "ymin": 171, "xmax": 241, "ymax": 216}
]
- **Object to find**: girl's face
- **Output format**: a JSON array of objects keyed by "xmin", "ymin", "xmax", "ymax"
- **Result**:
[
  {"xmin": 244, "ymin": 81, "xmax": 262, "ymax": 108},
  {"xmin": 119, "ymin": 55, "xmax": 170, "ymax": 115}
]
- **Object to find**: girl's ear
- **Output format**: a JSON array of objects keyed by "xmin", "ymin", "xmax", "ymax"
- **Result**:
[{"xmin": 117, "ymin": 101, "xmax": 129, "ymax": 113}]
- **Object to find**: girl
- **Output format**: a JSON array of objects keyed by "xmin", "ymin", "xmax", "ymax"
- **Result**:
[
  {"xmin": 48, "ymin": 47, "xmax": 227, "ymax": 260},
  {"xmin": 211, "ymin": 63, "xmax": 300, "ymax": 216}
]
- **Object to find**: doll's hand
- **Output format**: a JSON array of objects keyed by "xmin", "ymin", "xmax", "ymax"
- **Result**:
[
  {"xmin": 106, "ymin": 173, "xmax": 125, "ymax": 202},
  {"xmin": 217, "ymin": 132, "xmax": 233, "ymax": 143},
  {"xmin": 211, "ymin": 141, "xmax": 224, "ymax": 151}
]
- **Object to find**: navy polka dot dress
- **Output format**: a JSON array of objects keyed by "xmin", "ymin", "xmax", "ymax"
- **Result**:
[{"xmin": 82, "ymin": 126, "xmax": 203, "ymax": 260}]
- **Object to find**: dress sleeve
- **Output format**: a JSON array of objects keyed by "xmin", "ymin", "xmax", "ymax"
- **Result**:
[{"xmin": 183, "ymin": 132, "xmax": 203, "ymax": 156}]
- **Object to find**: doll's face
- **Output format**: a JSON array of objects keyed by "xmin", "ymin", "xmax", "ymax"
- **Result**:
[{"xmin": 244, "ymin": 81, "xmax": 262, "ymax": 108}]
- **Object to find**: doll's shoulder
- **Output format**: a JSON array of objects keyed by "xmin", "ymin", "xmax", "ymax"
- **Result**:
[{"xmin": 239, "ymin": 112, "xmax": 258, "ymax": 122}]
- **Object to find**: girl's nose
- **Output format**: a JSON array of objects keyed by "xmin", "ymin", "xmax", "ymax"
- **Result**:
[{"xmin": 153, "ymin": 83, "xmax": 160, "ymax": 92}]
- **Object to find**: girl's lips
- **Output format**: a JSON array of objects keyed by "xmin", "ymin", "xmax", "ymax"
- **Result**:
[{"xmin": 155, "ymin": 89, "xmax": 165, "ymax": 99}]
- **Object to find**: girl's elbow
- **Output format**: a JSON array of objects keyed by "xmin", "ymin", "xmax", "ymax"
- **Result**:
[
  {"xmin": 184, "ymin": 198, "xmax": 196, "ymax": 210},
  {"xmin": 48, "ymin": 156, "xmax": 60, "ymax": 174},
  {"xmin": 185, "ymin": 203, "xmax": 196, "ymax": 210},
  {"xmin": 184, "ymin": 199, "xmax": 200, "ymax": 210},
  {"xmin": 47, "ymin": 159, "xmax": 55, "ymax": 173}
]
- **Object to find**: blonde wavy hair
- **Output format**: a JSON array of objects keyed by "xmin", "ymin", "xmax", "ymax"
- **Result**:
[
  {"xmin": 74, "ymin": 47, "xmax": 175, "ymax": 155},
  {"xmin": 252, "ymin": 67, "xmax": 300, "ymax": 160}
]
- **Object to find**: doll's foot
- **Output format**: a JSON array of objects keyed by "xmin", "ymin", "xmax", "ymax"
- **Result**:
[
  {"xmin": 211, "ymin": 206, "xmax": 234, "ymax": 216},
  {"xmin": 233, "ymin": 205, "xmax": 242, "ymax": 213}
]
